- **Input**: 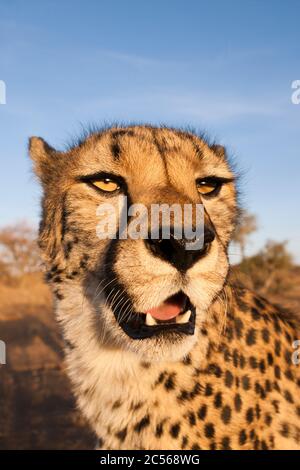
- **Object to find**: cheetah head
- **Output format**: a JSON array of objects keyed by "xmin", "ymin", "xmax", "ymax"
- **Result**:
[{"xmin": 29, "ymin": 125, "xmax": 237, "ymax": 362}]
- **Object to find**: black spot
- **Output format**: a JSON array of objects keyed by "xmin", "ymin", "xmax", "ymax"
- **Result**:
[
  {"xmin": 265, "ymin": 379, "xmax": 272, "ymax": 393},
  {"xmin": 234, "ymin": 393, "xmax": 242, "ymax": 412},
  {"xmin": 190, "ymin": 382, "xmax": 202, "ymax": 399},
  {"xmin": 224, "ymin": 370, "xmax": 234, "ymax": 388},
  {"xmin": 207, "ymin": 363, "xmax": 222, "ymax": 378},
  {"xmin": 197, "ymin": 404, "xmax": 207, "ymax": 420},
  {"xmin": 275, "ymin": 340, "xmax": 281, "ymax": 357},
  {"xmin": 272, "ymin": 400, "xmax": 280, "ymax": 413},
  {"xmin": 236, "ymin": 295, "xmax": 249, "ymax": 313},
  {"xmin": 155, "ymin": 422, "xmax": 164, "ymax": 438},
  {"xmin": 182, "ymin": 354, "xmax": 192, "ymax": 365},
  {"xmin": 97, "ymin": 437, "xmax": 104, "ymax": 448},
  {"xmin": 64, "ymin": 339, "xmax": 75, "ymax": 351},
  {"xmin": 284, "ymin": 390, "xmax": 294, "ymax": 404},
  {"xmin": 234, "ymin": 317, "xmax": 244, "ymax": 339},
  {"xmin": 140, "ymin": 362, "xmax": 151, "ymax": 369},
  {"xmin": 259, "ymin": 359, "xmax": 266, "ymax": 374},
  {"xmin": 239, "ymin": 429, "xmax": 247, "ymax": 445},
  {"xmin": 254, "ymin": 438, "xmax": 261, "ymax": 450},
  {"xmin": 274, "ymin": 381, "xmax": 281, "ymax": 392},
  {"xmin": 239, "ymin": 354, "xmax": 246, "ymax": 369},
  {"xmin": 265, "ymin": 413, "xmax": 272, "ymax": 426},
  {"xmin": 267, "ymin": 352, "xmax": 274, "ymax": 366},
  {"xmin": 181, "ymin": 435, "xmax": 188, "ymax": 449},
  {"xmin": 170, "ymin": 423, "xmax": 181, "ymax": 439},
  {"xmin": 177, "ymin": 390, "xmax": 189, "ymax": 402},
  {"xmin": 280, "ymin": 423, "xmax": 290, "ymax": 438},
  {"xmin": 246, "ymin": 328, "xmax": 257, "ymax": 346},
  {"xmin": 156, "ymin": 372, "xmax": 167, "ymax": 385},
  {"xmin": 251, "ymin": 307, "xmax": 260, "ymax": 321},
  {"xmin": 261, "ymin": 440, "xmax": 268, "ymax": 450},
  {"xmin": 254, "ymin": 382, "xmax": 266, "ymax": 400},
  {"xmin": 191, "ymin": 443, "xmax": 201, "ymax": 450},
  {"xmin": 204, "ymin": 383, "xmax": 213, "ymax": 396},
  {"xmin": 274, "ymin": 365, "xmax": 281, "ymax": 380},
  {"xmin": 134, "ymin": 415, "xmax": 150, "ymax": 433},
  {"xmin": 188, "ymin": 411, "xmax": 196, "ymax": 426},
  {"xmin": 255, "ymin": 404, "xmax": 261, "ymax": 419},
  {"xmin": 226, "ymin": 326, "xmax": 234, "ymax": 342},
  {"xmin": 246, "ymin": 407, "xmax": 254, "ymax": 424},
  {"xmin": 221, "ymin": 405, "xmax": 232, "ymax": 424},
  {"xmin": 204, "ymin": 423, "xmax": 215, "ymax": 439},
  {"xmin": 214, "ymin": 392, "xmax": 223, "ymax": 409},
  {"xmin": 255, "ymin": 297, "xmax": 265, "ymax": 309},
  {"xmin": 273, "ymin": 318, "xmax": 282, "ymax": 334},
  {"xmin": 262, "ymin": 329, "xmax": 270, "ymax": 343},
  {"xmin": 115, "ymin": 427, "xmax": 127, "ymax": 442},
  {"xmin": 242, "ymin": 375, "xmax": 251, "ymax": 391},
  {"xmin": 112, "ymin": 400, "xmax": 122, "ymax": 410},
  {"xmin": 233, "ymin": 349, "xmax": 239, "ymax": 367},
  {"xmin": 164, "ymin": 373, "xmax": 176, "ymax": 391},
  {"xmin": 285, "ymin": 369, "xmax": 293, "ymax": 381},
  {"xmin": 284, "ymin": 349, "xmax": 292, "ymax": 366},
  {"xmin": 54, "ymin": 290, "xmax": 64, "ymax": 300},
  {"xmin": 249, "ymin": 356, "xmax": 258, "ymax": 369},
  {"xmin": 221, "ymin": 436, "xmax": 231, "ymax": 450}
]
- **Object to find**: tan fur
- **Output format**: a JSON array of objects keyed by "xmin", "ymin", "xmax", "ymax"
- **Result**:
[{"xmin": 29, "ymin": 125, "xmax": 300, "ymax": 449}]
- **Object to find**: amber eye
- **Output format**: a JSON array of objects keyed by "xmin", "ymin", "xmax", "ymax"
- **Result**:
[
  {"xmin": 196, "ymin": 179, "xmax": 221, "ymax": 196},
  {"xmin": 91, "ymin": 178, "xmax": 120, "ymax": 193}
]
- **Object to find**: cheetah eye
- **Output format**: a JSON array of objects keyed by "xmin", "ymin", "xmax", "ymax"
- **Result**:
[
  {"xmin": 196, "ymin": 178, "xmax": 223, "ymax": 196},
  {"xmin": 91, "ymin": 178, "xmax": 120, "ymax": 193}
]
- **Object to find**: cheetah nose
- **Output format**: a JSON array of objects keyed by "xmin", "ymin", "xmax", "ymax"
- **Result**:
[{"xmin": 145, "ymin": 226, "xmax": 215, "ymax": 272}]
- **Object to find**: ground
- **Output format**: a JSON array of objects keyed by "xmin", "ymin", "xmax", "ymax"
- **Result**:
[{"xmin": 0, "ymin": 274, "xmax": 95, "ymax": 449}]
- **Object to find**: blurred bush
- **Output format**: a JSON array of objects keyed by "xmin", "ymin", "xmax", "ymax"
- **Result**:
[
  {"xmin": 0, "ymin": 222, "xmax": 41, "ymax": 285},
  {"xmin": 233, "ymin": 240, "xmax": 294, "ymax": 295}
]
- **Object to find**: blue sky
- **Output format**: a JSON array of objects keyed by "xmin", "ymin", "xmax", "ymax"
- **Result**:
[{"xmin": 0, "ymin": 0, "xmax": 299, "ymax": 261}]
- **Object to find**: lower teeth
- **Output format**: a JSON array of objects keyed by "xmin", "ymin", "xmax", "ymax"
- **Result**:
[
  {"xmin": 145, "ymin": 310, "xmax": 191, "ymax": 326},
  {"xmin": 176, "ymin": 310, "xmax": 191, "ymax": 324}
]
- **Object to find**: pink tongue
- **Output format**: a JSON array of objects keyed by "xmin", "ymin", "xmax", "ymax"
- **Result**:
[{"xmin": 147, "ymin": 302, "xmax": 183, "ymax": 321}]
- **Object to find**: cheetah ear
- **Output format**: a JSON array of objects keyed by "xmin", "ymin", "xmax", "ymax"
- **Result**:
[
  {"xmin": 28, "ymin": 137, "xmax": 58, "ymax": 182},
  {"xmin": 210, "ymin": 144, "xmax": 226, "ymax": 159}
]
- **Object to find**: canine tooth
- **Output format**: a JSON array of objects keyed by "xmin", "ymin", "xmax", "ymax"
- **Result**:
[
  {"xmin": 146, "ymin": 313, "xmax": 157, "ymax": 326},
  {"xmin": 176, "ymin": 310, "xmax": 191, "ymax": 324}
]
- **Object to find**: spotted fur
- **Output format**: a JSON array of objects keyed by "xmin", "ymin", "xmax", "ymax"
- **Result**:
[{"xmin": 29, "ymin": 125, "xmax": 300, "ymax": 450}]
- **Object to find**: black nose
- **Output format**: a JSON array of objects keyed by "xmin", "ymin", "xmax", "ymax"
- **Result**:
[{"xmin": 145, "ymin": 227, "xmax": 215, "ymax": 272}]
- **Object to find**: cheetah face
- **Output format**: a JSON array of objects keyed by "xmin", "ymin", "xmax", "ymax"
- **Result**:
[{"xmin": 29, "ymin": 125, "xmax": 237, "ymax": 362}]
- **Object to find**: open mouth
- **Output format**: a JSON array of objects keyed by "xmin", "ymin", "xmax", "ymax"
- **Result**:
[{"xmin": 111, "ymin": 291, "xmax": 196, "ymax": 340}]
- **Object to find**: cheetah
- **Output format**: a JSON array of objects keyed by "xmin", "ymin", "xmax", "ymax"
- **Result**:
[{"xmin": 29, "ymin": 125, "xmax": 300, "ymax": 450}]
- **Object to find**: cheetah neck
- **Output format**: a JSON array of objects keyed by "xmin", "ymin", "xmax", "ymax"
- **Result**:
[{"xmin": 55, "ymin": 284, "xmax": 225, "ymax": 449}]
